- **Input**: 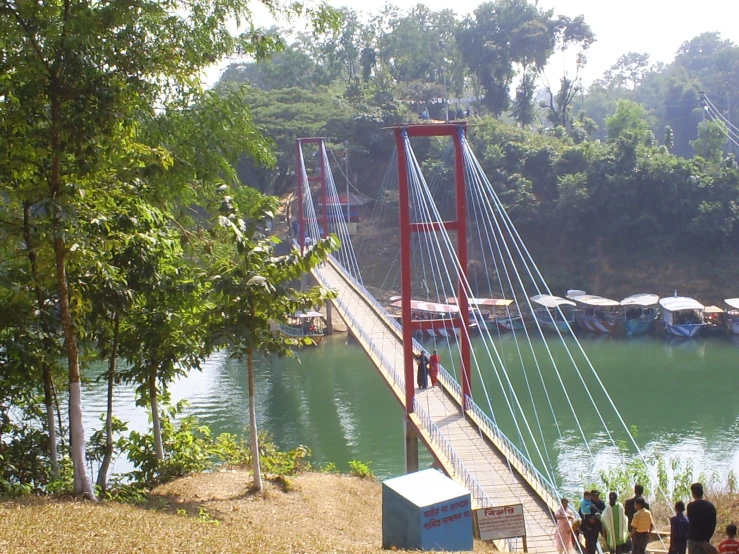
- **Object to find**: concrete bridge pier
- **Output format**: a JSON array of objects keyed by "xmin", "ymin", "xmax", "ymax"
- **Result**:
[{"xmin": 404, "ymin": 415, "xmax": 419, "ymax": 473}]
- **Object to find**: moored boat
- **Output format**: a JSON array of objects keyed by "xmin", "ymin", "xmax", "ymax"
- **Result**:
[
  {"xmin": 445, "ymin": 297, "xmax": 524, "ymax": 332},
  {"xmin": 280, "ymin": 311, "xmax": 326, "ymax": 346},
  {"xmin": 530, "ymin": 294, "xmax": 576, "ymax": 333},
  {"xmin": 703, "ymin": 306, "xmax": 729, "ymax": 335},
  {"xmin": 658, "ymin": 296, "xmax": 705, "ymax": 338},
  {"xmin": 724, "ymin": 299, "xmax": 739, "ymax": 335},
  {"xmin": 620, "ymin": 294, "xmax": 660, "ymax": 336},
  {"xmin": 387, "ymin": 298, "xmax": 474, "ymax": 338},
  {"xmin": 566, "ymin": 290, "xmax": 621, "ymax": 333}
]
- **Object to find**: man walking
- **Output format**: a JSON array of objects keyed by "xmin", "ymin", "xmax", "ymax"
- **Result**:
[
  {"xmin": 631, "ymin": 497, "xmax": 654, "ymax": 554},
  {"xmin": 687, "ymin": 483, "xmax": 717, "ymax": 554},
  {"xmin": 602, "ymin": 492, "xmax": 629, "ymax": 554}
]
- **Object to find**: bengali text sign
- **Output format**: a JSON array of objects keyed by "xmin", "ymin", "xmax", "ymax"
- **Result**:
[{"xmin": 475, "ymin": 504, "xmax": 526, "ymax": 541}]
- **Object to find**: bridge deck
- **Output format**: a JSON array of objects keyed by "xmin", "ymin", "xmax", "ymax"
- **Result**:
[{"xmin": 313, "ymin": 259, "xmax": 558, "ymax": 554}]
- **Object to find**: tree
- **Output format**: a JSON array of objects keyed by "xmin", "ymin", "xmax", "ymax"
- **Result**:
[
  {"xmin": 211, "ymin": 192, "xmax": 337, "ymax": 491},
  {"xmin": 606, "ymin": 100, "xmax": 652, "ymax": 144},
  {"xmin": 0, "ymin": 0, "xmax": 337, "ymax": 498},
  {"xmin": 692, "ymin": 120, "xmax": 728, "ymax": 161},
  {"xmin": 542, "ymin": 15, "xmax": 595, "ymax": 129}
]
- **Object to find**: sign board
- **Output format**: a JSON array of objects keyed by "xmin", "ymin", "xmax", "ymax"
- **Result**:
[{"xmin": 475, "ymin": 504, "xmax": 526, "ymax": 541}]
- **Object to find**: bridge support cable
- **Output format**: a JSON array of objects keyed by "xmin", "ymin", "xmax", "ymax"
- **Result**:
[
  {"xmin": 404, "ymin": 136, "xmax": 529, "ymax": 508},
  {"xmin": 465, "ymin": 151, "xmax": 559, "ymax": 478},
  {"xmin": 320, "ymin": 148, "xmax": 363, "ymax": 283},
  {"xmin": 404, "ymin": 134, "xmax": 560, "ymax": 491},
  {"xmin": 463, "ymin": 142, "xmax": 674, "ymax": 535}
]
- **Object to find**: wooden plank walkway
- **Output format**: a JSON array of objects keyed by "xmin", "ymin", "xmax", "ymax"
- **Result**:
[{"xmin": 312, "ymin": 258, "xmax": 559, "ymax": 554}]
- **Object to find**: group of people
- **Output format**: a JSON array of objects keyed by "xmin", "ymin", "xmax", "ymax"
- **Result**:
[
  {"xmin": 555, "ymin": 483, "xmax": 722, "ymax": 554},
  {"xmin": 415, "ymin": 350, "xmax": 441, "ymax": 389}
]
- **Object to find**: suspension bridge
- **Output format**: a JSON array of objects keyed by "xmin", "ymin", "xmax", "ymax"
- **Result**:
[{"xmin": 292, "ymin": 125, "xmax": 661, "ymax": 553}]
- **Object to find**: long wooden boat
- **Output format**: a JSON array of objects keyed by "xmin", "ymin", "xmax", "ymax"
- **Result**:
[
  {"xmin": 659, "ymin": 296, "xmax": 704, "ymax": 338},
  {"xmin": 620, "ymin": 294, "xmax": 660, "ymax": 336},
  {"xmin": 703, "ymin": 305, "xmax": 729, "ymax": 335},
  {"xmin": 567, "ymin": 290, "xmax": 621, "ymax": 333},
  {"xmin": 726, "ymin": 299, "xmax": 739, "ymax": 335},
  {"xmin": 280, "ymin": 311, "xmax": 325, "ymax": 346},
  {"xmin": 387, "ymin": 298, "xmax": 476, "ymax": 338},
  {"xmin": 445, "ymin": 297, "xmax": 524, "ymax": 332},
  {"xmin": 530, "ymin": 294, "xmax": 576, "ymax": 333}
]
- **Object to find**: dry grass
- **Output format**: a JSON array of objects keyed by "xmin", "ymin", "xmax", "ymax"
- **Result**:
[{"xmin": 0, "ymin": 471, "xmax": 491, "ymax": 553}]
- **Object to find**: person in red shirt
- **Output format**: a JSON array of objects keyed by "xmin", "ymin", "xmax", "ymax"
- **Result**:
[
  {"xmin": 719, "ymin": 524, "xmax": 739, "ymax": 554},
  {"xmin": 428, "ymin": 350, "xmax": 440, "ymax": 387}
]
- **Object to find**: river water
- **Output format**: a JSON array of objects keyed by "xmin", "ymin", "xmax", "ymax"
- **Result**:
[{"xmin": 82, "ymin": 332, "xmax": 739, "ymax": 492}]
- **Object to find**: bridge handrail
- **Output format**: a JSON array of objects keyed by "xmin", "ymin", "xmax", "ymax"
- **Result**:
[
  {"xmin": 314, "ymin": 258, "xmax": 560, "ymax": 509},
  {"xmin": 465, "ymin": 395, "xmax": 560, "ymax": 506}
]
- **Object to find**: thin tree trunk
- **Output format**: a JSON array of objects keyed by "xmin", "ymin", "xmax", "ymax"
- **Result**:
[
  {"xmin": 247, "ymin": 347, "xmax": 262, "ymax": 491},
  {"xmin": 49, "ymin": 85, "xmax": 95, "ymax": 500},
  {"xmin": 149, "ymin": 368, "xmax": 164, "ymax": 461},
  {"xmin": 97, "ymin": 313, "xmax": 120, "ymax": 491},
  {"xmin": 22, "ymin": 201, "xmax": 59, "ymax": 480}
]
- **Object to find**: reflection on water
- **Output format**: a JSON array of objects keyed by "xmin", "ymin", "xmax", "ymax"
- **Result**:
[{"xmin": 83, "ymin": 332, "xmax": 739, "ymax": 489}]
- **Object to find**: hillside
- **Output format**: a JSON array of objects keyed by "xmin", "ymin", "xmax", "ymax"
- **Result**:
[{"xmin": 0, "ymin": 471, "xmax": 489, "ymax": 554}]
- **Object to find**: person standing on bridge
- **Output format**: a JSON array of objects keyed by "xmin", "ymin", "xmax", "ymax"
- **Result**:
[
  {"xmin": 428, "ymin": 350, "xmax": 440, "ymax": 387},
  {"xmin": 554, "ymin": 498, "xmax": 579, "ymax": 554},
  {"xmin": 416, "ymin": 351, "xmax": 429, "ymax": 389},
  {"xmin": 630, "ymin": 497, "xmax": 654, "ymax": 554},
  {"xmin": 602, "ymin": 492, "xmax": 629, "ymax": 554}
]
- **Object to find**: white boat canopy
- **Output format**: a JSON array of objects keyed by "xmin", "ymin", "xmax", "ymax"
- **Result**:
[
  {"xmin": 704, "ymin": 305, "xmax": 725, "ymax": 314},
  {"xmin": 659, "ymin": 297, "xmax": 704, "ymax": 312},
  {"xmin": 725, "ymin": 298, "xmax": 739, "ymax": 310},
  {"xmin": 293, "ymin": 311, "xmax": 323, "ymax": 318},
  {"xmin": 621, "ymin": 294, "xmax": 659, "ymax": 307},
  {"xmin": 445, "ymin": 297, "xmax": 514, "ymax": 307},
  {"xmin": 568, "ymin": 294, "xmax": 619, "ymax": 307},
  {"xmin": 389, "ymin": 299, "xmax": 460, "ymax": 314},
  {"xmin": 530, "ymin": 294, "xmax": 576, "ymax": 309}
]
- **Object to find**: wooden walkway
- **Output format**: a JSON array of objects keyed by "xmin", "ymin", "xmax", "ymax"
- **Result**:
[{"xmin": 312, "ymin": 257, "xmax": 559, "ymax": 554}]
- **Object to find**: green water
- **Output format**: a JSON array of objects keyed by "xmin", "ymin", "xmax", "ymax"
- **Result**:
[{"xmin": 82, "ymin": 332, "xmax": 739, "ymax": 488}]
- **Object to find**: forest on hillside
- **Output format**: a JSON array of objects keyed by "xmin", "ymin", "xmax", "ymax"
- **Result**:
[{"xmin": 216, "ymin": 1, "xmax": 739, "ymax": 297}]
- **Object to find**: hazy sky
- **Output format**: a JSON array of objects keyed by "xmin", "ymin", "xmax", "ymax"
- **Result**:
[{"xmin": 205, "ymin": 0, "xmax": 739, "ymax": 87}]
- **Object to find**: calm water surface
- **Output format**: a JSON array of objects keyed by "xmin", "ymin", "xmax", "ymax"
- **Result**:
[{"xmin": 82, "ymin": 332, "xmax": 739, "ymax": 491}]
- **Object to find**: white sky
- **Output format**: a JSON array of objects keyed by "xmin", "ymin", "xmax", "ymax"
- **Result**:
[{"xmin": 204, "ymin": 0, "xmax": 739, "ymax": 87}]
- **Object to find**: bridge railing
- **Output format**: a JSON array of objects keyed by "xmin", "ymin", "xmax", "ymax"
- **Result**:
[
  {"xmin": 315, "ymin": 256, "xmax": 560, "ymax": 509},
  {"xmin": 465, "ymin": 396, "xmax": 560, "ymax": 507},
  {"xmin": 412, "ymin": 397, "xmax": 492, "ymax": 509}
]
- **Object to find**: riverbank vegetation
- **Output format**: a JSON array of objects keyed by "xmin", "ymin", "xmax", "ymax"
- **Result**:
[{"xmin": 220, "ymin": 3, "xmax": 739, "ymax": 300}]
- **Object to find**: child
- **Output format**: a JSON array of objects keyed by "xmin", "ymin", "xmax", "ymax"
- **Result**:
[
  {"xmin": 668, "ymin": 501, "xmax": 689, "ymax": 554},
  {"xmin": 719, "ymin": 524, "xmax": 739, "ymax": 554},
  {"xmin": 579, "ymin": 490, "xmax": 593, "ymax": 519}
]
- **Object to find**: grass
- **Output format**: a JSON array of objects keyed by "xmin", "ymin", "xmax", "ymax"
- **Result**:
[{"xmin": 0, "ymin": 470, "xmax": 490, "ymax": 553}]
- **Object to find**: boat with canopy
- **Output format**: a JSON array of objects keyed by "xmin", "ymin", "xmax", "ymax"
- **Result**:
[
  {"xmin": 724, "ymin": 299, "xmax": 739, "ymax": 335},
  {"xmin": 444, "ymin": 297, "xmax": 524, "ymax": 331},
  {"xmin": 566, "ymin": 290, "xmax": 621, "ymax": 333},
  {"xmin": 702, "ymin": 305, "xmax": 728, "ymax": 335},
  {"xmin": 387, "ymin": 297, "xmax": 476, "ymax": 338},
  {"xmin": 659, "ymin": 296, "xmax": 705, "ymax": 338},
  {"xmin": 620, "ymin": 294, "xmax": 660, "ymax": 336},
  {"xmin": 530, "ymin": 294, "xmax": 576, "ymax": 333},
  {"xmin": 279, "ymin": 311, "xmax": 326, "ymax": 346}
]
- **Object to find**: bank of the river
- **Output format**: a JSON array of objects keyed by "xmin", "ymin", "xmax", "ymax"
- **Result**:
[{"xmin": 0, "ymin": 471, "xmax": 489, "ymax": 553}]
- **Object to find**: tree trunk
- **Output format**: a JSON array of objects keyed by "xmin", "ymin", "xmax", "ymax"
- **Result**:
[
  {"xmin": 149, "ymin": 368, "xmax": 164, "ymax": 461},
  {"xmin": 97, "ymin": 313, "xmax": 120, "ymax": 491},
  {"xmin": 49, "ymin": 85, "xmax": 95, "ymax": 500},
  {"xmin": 247, "ymin": 347, "xmax": 263, "ymax": 491},
  {"xmin": 22, "ymin": 201, "xmax": 59, "ymax": 480}
]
